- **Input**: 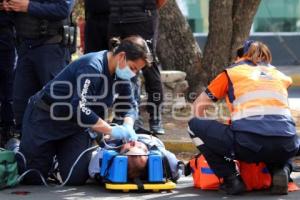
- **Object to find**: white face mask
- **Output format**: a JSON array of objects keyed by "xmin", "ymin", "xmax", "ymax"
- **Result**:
[{"xmin": 116, "ymin": 57, "xmax": 136, "ymax": 80}]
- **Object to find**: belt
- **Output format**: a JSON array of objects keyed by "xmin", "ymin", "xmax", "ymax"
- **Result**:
[
  {"xmin": 17, "ymin": 35, "xmax": 62, "ymax": 46},
  {"xmin": 36, "ymin": 95, "xmax": 77, "ymax": 122},
  {"xmin": 44, "ymin": 35, "xmax": 62, "ymax": 44},
  {"xmin": 86, "ymin": 12, "xmax": 109, "ymax": 20}
]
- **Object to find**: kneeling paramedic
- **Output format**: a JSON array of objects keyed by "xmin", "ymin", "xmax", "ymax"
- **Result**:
[
  {"xmin": 89, "ymin": 134, "xmax": 184, "ymax": 183},
  {"xmin": 17, "ymin": 35, "xmax": 152, "ymax": 185},
  {"xmin": 188, "ymin": 40, "xmax": 299, "ymax": 195}
]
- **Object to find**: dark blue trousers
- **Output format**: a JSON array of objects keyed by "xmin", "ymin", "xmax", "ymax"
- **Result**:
[
  {"xmin": 17, "ymin": 93, "xmax": 92, "ymax": 185},
  {"xmin": 0, "ymin": 37, "xmax": 15, "ymax": 127},
  {"xmin": 13, "ymin": 42, "xmax": 68, "ymax": 130},
  {"xmin": 108, "ymin": 11, "xmax": 163, "ymax": 121},
  {"xmin": 188, "ymin": 117, "xmax": 299, "ymax": 178}
]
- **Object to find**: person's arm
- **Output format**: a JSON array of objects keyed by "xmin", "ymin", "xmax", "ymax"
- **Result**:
[
  {"xmin": 160, "ymin": 148, "xmax": 182, "ymax": 181},
  {"xmin": 193, "ymin": 72, "xmax": 229, "ymax": 118},
  {"xmin": 6, "ymin": 0, "xmax": 74, "ymax": 20},
  {"xmin": 193, "ymin": 92, "xmax": 214, "ymax": 118},
  {"xmin": 88, "ymin": 147, "xmax": 103, "ymax": 178},
  {"xmin": 92, "ymin": 118, "xmax": 112, "ymax": 135},
  {"xmin": 115, "ymin": 79, "xmax": 139, "ymax": 124}
]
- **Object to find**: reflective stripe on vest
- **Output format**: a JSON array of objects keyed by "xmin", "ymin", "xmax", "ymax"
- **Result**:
[
  {"xmin": 231, "ymin": 106, "xmax": 291, "ymax": 121},
  {"xmin": 232, "ymin": 90, "xmax": 289, "ymax": 107},
  {"xmin": 225, "ymin": 63, "xmax": 292, "ymax": 121}
]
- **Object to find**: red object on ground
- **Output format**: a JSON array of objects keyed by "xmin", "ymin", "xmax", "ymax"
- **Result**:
[
  {"xmin": 239, "ymin": 161, "xmax": 272, "ymax": 191},
  {"xmin": 77, "ymin": 16, "xmax": 85, "ymax": 53},
  {"xmin": 11, "ymin": 191, "xmax": 31, "ymax": 195},
  {"xmin": 288, "ymin": 182, "xmax": 300, "ymax": 192}
]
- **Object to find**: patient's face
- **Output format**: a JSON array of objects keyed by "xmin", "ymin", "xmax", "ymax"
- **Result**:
[
  {"xmin": 120, "ymin": 141, "xmax": 148, "ymax": 155},
  {"xmin": 120, "ymin": 141, "xmax": 149, "ymax": 179}
]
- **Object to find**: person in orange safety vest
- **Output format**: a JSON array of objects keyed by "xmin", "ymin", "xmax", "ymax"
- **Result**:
[{"xmin": 187, "ymin": 40, "xmax": 299, "ymax": 195}]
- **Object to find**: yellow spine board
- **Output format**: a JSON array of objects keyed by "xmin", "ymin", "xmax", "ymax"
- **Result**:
[{"xmin": 105, "ymin": 181, "xmax": 176, "ymax": 192}]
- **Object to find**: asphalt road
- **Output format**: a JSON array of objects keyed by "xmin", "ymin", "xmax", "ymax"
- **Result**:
[{"xmin": 2, "ymin": 174, "xmax": 300, "ymax": 200}]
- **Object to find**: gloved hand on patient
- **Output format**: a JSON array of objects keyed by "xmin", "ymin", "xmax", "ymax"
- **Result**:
[{"xmin": 111, "ymin": 123, "xmax": 138, "ymax": 141}]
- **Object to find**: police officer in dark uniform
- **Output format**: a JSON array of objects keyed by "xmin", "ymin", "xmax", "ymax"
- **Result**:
[
  {"xmin": 0, "ymin": 8, "xmax": 16, "ymax": 146},
  {"xmin": 84, "ymin": 0, "xmax": 110, "ymax": 53},
  {"xmin": 108, "ymin": 0, "xmax": 166, "ymax": 135},
  {"xmin": 3, "ymin": 0, "xmax": 74, "ymax": 134}
]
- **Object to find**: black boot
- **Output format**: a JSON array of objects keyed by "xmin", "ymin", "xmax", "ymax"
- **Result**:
[
  {"xmin": 270, "ymin": 166, "xmax": 289, "ymax": 195},
  {"xmin": 0, "ymin": 123, "xmax": 18, "ymax": 147},
  {"xmin": 220, "ymin": 174, "xmax": 246, "ymax": 195},
  {"xmin": 149, "ymin": 119, "xmax": 165, "ymax": 135},
  {"xmin": 184, "ymin": 162, "xmax": 192, "ymax": 176}
]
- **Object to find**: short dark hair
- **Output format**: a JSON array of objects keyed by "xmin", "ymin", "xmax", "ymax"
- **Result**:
[
  {"xmin": 109, "ymin": 35, "xmax": 153, "ymax": 67},
  {"xmin": 127, "ymin": 155, "xmax": 148, "ymax": 179}
]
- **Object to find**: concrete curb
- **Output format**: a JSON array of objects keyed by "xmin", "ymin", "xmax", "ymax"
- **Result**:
[{"xmin": 162, "ymin": 140, "xmax": 198, "ymax": 154}]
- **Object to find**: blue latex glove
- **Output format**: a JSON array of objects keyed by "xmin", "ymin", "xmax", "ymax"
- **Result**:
[
  {"xmin": 123, "ymin": 123, "xmax": 138, "ymax": 141},
  {"xmin": 111, "ymin": 124, "xmax": 137, "ymax": 141}
]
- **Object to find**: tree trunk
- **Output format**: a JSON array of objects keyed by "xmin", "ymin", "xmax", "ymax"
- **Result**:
[
  {"xmin": 157, "ymin": 0, "xmax": 207, "ymax": 96},
  {"xmin": 201, "ymin": 0, "xmax": 234, "ymax": 84},
  {"xmin": 157, "ymin": 0, "xmax": 261, "ymax": 97},
  {"xmin": 202, "ymin": 0, "xmax": 261, "ymax": 83},
  {"xmin": 230, "ymin": 0, "xmax": 261, "ymax": 61}
]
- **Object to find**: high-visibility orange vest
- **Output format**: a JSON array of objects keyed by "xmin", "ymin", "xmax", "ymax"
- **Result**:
[
  {"xmin": 225, "ymin": 63, "xmax": 291, "ymax": 119},
  {"xmin": 225, "ymin": 62, "xmax": 295, "ymax": 136}
]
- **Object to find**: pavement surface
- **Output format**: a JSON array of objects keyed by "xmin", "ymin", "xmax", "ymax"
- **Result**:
[{"xmin": 2, "ymin": 174, "xmax": 300, "ymax": 200}]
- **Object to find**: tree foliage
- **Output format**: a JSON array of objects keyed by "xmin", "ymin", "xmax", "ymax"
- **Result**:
[{"xmin": 72, "ymin": 0, "xmax": 85, "ymax": 20}]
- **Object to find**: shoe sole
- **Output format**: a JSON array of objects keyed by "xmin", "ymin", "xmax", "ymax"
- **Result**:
[
  {"xmin": 271, "ymin": 170, "xmax": 288, "ymax": 195},
  {"xmin": 152, "ymin": 132, "xmax": 165, "ymax": 135}
]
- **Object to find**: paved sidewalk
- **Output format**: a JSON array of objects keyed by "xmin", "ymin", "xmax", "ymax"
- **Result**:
[{"xmin": 277, "ymin": 66, "xmax": 300, "ymax": 86}]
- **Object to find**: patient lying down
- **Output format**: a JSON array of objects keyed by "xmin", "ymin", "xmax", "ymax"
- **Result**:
[{"xmin": 88, "ymin": 134, "xmax": 184, "ymax": 181}]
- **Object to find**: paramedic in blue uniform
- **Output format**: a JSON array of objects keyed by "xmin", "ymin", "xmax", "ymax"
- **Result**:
[
  {"xmin": 188, "ymin": 41, "xmax": 299, "ymax": 195},
  {"xmin": 2, "ymin": 0, "xmax": 74, "ymax": 135},
  {"xmin": 17, "ymin": 35, "xmax": 152, "ymax": 185},
  {"xmin": 0, "ymin": 9, "xmax": 16, "ymax": 146}
]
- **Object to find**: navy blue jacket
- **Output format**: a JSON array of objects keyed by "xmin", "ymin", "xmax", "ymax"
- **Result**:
[
  {"xmin": 85, "ymin": 0, "xmax": 110, "ymax": 15},
  {"xmin": 27, "ymin": 0, "xmax": 74, "ymax": 20},
  {"xmin": 42, "ymin": 50, "xmax": 138, "ymax": 126},
  {"xmin": 0, "ymin": 11, "xmax": 13, "ymax": 26}
]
